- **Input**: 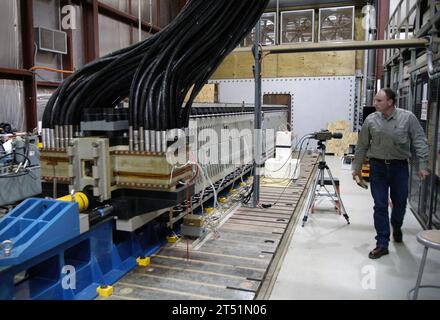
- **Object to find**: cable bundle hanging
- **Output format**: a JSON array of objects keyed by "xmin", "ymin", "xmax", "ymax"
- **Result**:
[{"xmin": 42, "ymin": 0, "xmax": 269, "ymax": 151}]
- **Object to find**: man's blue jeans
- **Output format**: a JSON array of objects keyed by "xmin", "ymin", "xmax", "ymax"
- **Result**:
[{"xmin": 369, "ymin": 159, "xmax": 409, "ymax": 249}]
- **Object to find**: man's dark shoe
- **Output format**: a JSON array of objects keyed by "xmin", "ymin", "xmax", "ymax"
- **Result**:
[
  {"xmin": 368, "ymin": 247, "xmax": 389, "ymax": 259},
  {"xmin": 393, "ymin": 228, "xmax": 403, "ymax": 243}
]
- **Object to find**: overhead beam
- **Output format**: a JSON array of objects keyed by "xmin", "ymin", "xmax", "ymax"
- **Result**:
[{"xmin": 234, "ymin": 39, "xmax": 429, "ymax": 54}]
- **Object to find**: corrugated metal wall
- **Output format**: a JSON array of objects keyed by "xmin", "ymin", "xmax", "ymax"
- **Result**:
[
  {"xmin": 0, "ymin": 80, "xmax": 26, "ymax": 132},
  {"xmin": 0, "ymin": 0, "xmax": 25, "ymax": 131},
  {"xmin": 0, "ymin": 0, "xmax": 22, "ymax": 69}
]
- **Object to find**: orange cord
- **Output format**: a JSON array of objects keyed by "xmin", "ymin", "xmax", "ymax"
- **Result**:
[{"xmin": 30, "ymin": 66, "xmax": 74, "ymax": 74}]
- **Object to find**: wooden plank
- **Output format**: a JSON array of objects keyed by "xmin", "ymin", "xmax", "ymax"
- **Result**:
[
  {"xmin": 211, "ymin": 51, "xmax": 356, "ymax": 79},
  {"xmin": 216, "ymin": 228, "xmax": 282, "ymax": 242},
  {"xmin": 238, "ymin": 207, "xmax": 294, "ymax": 215},
  {"xmin": 234, "ymin": 212, "xmax": 291, "ymax": 219},
  {"xmin": 199, "ymin": 241, "xmax": 277, "ymax": 259},
  {"xmin": 229, "ymin": 215, "xmax": 289, "ymax": 224},
  {"xmin": 158, "ymin": 248, "xmax": 270, "ymax": 270},
  {"xmin": 203, "ymin": 236, "xmax": 279, "ymax": 251},
  {"xmin": 225, "ymin": 219, "xmax": 288, "ymax": 229},
  {"xmin": 98, "ymin": 283, "xmax": 204, "ymax": 300},
  {"xmin": 222, "ymin": 222, "xmax": 285, "ymax": 235},
  {"xmin": 131, "ymin": 265, "xmax": 261, "ymax": 291},
  {"xmin": 150, "ymin": 255, "xmax": 265, "ymax": 280}
]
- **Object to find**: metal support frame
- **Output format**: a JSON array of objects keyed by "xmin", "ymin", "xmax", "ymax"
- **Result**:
[
  {"xmin": 20, "ymin": 0, "xmax": 37, "ymax": 132},
  {"xmin": 61, "ymin": 0, "xmax": 74, "ymax": 78},
  {"xmin": 233, "ymin": 39, "xmax": 429, "ymax": 55},
  {"xmin": 376, "ymin": 0, "xmax": 390, "ymax": 83},
  {"xmin": 252, "ymin": 20, "xmax": 262, "ymax": 208}
]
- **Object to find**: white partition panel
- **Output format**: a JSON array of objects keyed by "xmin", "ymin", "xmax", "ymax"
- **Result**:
[{"xmin": 210, "ymin": 76, "xmax": 355, "ymax": 148}]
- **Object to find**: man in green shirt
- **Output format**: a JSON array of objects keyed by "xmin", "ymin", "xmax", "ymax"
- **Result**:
[{"xmin": 352, "ymin": 88, "xmax": 429, "ymax": 259}]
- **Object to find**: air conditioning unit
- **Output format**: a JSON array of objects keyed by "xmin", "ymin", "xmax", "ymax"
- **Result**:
[{"xmin": 35, "ymin": 26, "xmax": 67, "ymax": 54}]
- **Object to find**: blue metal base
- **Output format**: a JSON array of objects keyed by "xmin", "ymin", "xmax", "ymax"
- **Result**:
[{"xmin": 0, "ymin": 219, "xmax": 166, "ymax": 300}]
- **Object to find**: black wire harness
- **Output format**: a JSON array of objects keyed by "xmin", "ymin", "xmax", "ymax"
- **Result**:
[{"xmin": 42, "ymin": 0, "xmax": 270, "ymax": 149}]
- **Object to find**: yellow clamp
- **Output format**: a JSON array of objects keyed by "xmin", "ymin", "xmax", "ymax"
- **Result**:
[
  {"xmin": 204, "ymin": 207, "xmax": 215, "ymax": 214},
  {"xmin": 136, "ymin": 256, "xmax": 151, "ymax": 267},
  {"xmin": 97, "ymin": 285, "xmax": 113, "ymax": 297},
  {"xmin": 218, "ymin": 197, "xmax": 227, "ymax": 203},
  {"xmin": 229, "ymin": 189, "xmax": 237, "ymax": 194},
  {"xmin": 240, "ymin": 182, "xmax": 247, "ymax": 187},
  {"xmin": 166, "ymin": 235, "xmax": 178, "ymax": 243},
  {"xmin": 58, "ymin": 192, "xmax": 89, "ymax": 212}
]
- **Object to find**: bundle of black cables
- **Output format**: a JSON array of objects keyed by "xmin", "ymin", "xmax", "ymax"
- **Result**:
[{"xmin": 42, "ymin": 0, "xmax": 269, "ymax": 149}]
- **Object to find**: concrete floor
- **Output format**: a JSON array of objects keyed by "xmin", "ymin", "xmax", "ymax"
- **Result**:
[{"xmin": 270, "ymin": 155, "xmax": 440, "ymax": 300}]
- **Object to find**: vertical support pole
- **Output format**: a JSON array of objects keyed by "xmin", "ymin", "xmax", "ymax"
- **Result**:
[
  {"xmin": 428, "ymin": 78, "xmax": 439, "ymax": 229},
  {"xmin": 20, "ymin": 0, "xmax": 37, "ymax": 132},
  {"xmin": 276, "ymin": 0, "xmax": 279, "ymax": 45},
  {"xmin": 375, "ymin": 0, "xmax": 389, "ymax": 84},
  {"xmin": 397, "ymin": 53, "xmax": 404, "ymax": 107},
  {"xmin": 61, "ymin": 0, "xmax": 74, "ymax": 78},
  {"xmin": 252, "ymin": 20, "xmax": 262, "ymax": 208},
  {"xmin": 128, "ymin": 0, "xmax": 133, "ymax": 44},
  {"xmin": 156, "ymin": 0, "xmax": 161, "ymax": 28},
  {"xmin": 83, "ymin": 0, "xmax": 99, "ymax": 63},
  {"xmin": 138, "ymin": 0, "xmax": 142, "ymax": 42}
]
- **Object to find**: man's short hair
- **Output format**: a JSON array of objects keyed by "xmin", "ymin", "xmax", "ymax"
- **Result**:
[{"xmin": 380, "ymin": 88, "xmax": 396, "ymax": 105}]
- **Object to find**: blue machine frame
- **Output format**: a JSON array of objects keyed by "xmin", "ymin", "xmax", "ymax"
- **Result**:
[{"xmin": 0, "ymin": 199, "xmax": 165, "ymax": 300}]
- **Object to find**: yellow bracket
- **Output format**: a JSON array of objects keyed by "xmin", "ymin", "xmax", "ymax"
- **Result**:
[
  {"xmin": 204, "ymin": 207, "xmax": 215, "ymax": 214},
  {"xmin": 166, "ymin": 235, "xmax": 178, "ymax": 243},
  {"xmin": 229, "ymin": 189, "xmax": 237, "ymax": 194},
  {"xmin": 239, "ymin": 182, "xmax": 246, "ymax": 187},
  {"xmin": 97, "ymin": 285, "xmax": 113, "ymax": 297},
  {"xmin": 136, "ymin": 256, "xmax": 151, "ymax": 267},
  {"xmin": 218, "ymin": 197, "xmax": 227, "ymax": 203}
]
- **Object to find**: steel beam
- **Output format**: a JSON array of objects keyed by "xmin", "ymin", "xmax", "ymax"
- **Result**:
[
  {"xmin": 234, "ymin": 39, "xmax": 429, "ymax": 54},
  {"xmin": 0, "ymin": 67, "xmax": 33, "ymax": 81},
  {"xmin": 83, "ymin": 0, "xmax": 99, "ymax": 62},
  {"xmin": 20, "ymin": 0, "xmax": 37, "ymax": 132},
  {"xmin": 61, "ymin": 0, "xmax": 74, "ymax": 78}
]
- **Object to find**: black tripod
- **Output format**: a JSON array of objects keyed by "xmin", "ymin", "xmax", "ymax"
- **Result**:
[{"xmin": 302, "ymin": 140, "xmax": 350, "ymax": 227}]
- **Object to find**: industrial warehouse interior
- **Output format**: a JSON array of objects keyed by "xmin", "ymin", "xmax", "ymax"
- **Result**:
[{"xmin": 1, "ymin": 0, "xmax": 440, "ymax": 303}]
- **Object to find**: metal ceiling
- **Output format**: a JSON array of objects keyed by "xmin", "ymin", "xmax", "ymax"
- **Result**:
[{"xmin": 267, "ymin": 0, "xmax": 368, "ymax": 9}]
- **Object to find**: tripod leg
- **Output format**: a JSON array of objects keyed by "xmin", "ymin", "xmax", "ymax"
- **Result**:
[
  {"xmin": 302, "ymin": 169, "xmax": 320, "ymax": 227},
  {"xmin": 325, "ymin": 167, "xmax": 350, "ymax": 224}
]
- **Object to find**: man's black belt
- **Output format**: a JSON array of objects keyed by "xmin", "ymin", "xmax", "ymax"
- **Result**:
[{"xmin": 370, "ymin": 158, "xmax": 407, "ymax": 165}]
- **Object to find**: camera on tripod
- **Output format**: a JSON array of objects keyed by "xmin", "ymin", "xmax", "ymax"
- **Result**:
[{"xmin": 311, "ymin": 130, "xmax": 343, "ymax": 141}]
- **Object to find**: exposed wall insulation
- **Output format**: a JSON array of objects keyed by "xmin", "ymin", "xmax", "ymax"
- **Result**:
[
  {"xmin": 99, "ymin": 15, "xmax": 131, "ymax": 56},
  {"xmin": 0, "ymin": 0, "xmax": 22, "ymax": 69},
  {"xmin": 0, "ymin": 80, "xmax": 26, "ymax": 132}
]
